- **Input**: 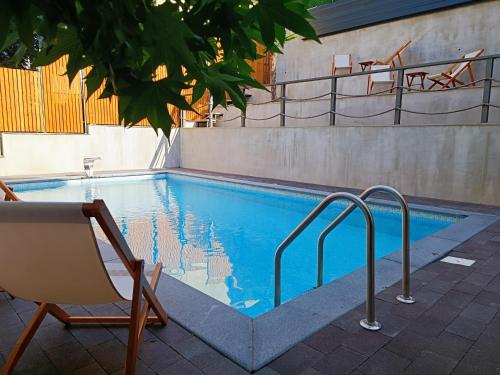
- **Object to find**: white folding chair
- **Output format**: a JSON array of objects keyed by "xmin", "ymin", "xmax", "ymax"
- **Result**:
[
  {"xmin": 332, "ymin": 54, "xmax": 353, "ymax": 75},
  {"xmin": 367, "ymin": 64, "xmax": 394, "ymax": 94},
  {"xmin": 0, "ymin": 200, "xmax": 169, "ymax": 375}
]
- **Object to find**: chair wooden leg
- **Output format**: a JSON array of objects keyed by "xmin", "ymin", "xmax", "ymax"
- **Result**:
[
  {"xmin": 1, "ymin": 303, "xmax": 49, "ymax": 375},
  {"xmin": 468, "ymin": 66, "xmax": 475, "ymax": 84},
  {"xmin": 138, "ymin": 263, "xmax": 165, "ymax": 343},
  {"xmin": 141, "ymin": 283, "xmax": 168, "ymax": 325},
  {"xmin": 43, "ymin": 303, "xmax": 70, "ymax": 325},
  {"xmin": 124, "ymin": 261, "xmax": 144, "ymax": 375}
]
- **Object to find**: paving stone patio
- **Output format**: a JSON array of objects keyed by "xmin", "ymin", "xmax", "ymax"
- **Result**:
[{"xmin": 1, "ymin": 171, "xmax": 500, "ymax": 374}]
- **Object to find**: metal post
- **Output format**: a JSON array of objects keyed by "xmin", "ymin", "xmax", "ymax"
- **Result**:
[
  {"xmin": 481, "ymin": 58, "xmax": 494, "ymax": 123},
  {"xmin": 208, "ymin": 94, "xmax": 214, "ymax": 128},
  {"xmin": 329, "ymin": 77, "xmax": 337, "ymax": 126},
  {"xmin": 394, "ymin": 68, "xmax": 404, "ymax": 125},
  {"xmin": 79, "ymin": 69, "xmax": 88, "ymax": 133},
  {"xmin": 280, "ymin": 84, "xmax": 286, "ymax": 127},
  {"xmin": 361, "ymin": 209, "xmax": 378, "ymax": 331},
  {"xmin": 397, "ymin": 203, "xmax": 414, "ymax": 304},
  {"xmin": 241, "ymin": 108, "xmax": 246, "ymax": 128}
]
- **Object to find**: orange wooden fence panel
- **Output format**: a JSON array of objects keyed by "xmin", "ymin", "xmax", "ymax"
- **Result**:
[
  {"xmin": 84, "ymin": 74, "xmax": 120, "ymax": 126},
  {"xmin": 182, "ymin": 89, "xmax": 210, "ymax": 122},
  {"xmin": 0, "ymin": 67, "xmax": 45, "ymax": 132},
  {"xmin": 85, "ymin": 65, "xmax": 181, "ymax": 127},
  {"xmin": 42, "ymin": 56, "xmax": 84, "ymax": 133},
  {"xmin": 248, "ymin": 45, "xmax": 273, "ymax": 84}
]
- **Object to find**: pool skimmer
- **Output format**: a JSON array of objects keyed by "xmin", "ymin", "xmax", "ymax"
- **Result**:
[{"xmin": 440, "ymin": 256, "xmax": 476, "ymax": 267}]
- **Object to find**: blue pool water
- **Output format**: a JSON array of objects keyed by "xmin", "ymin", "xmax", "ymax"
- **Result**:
[{"xmin": 12, "ymin": 174, "xmax": 459, "ymax": 317}]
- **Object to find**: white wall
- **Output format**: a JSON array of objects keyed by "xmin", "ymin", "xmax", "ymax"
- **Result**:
[
  {"xmin": 180, "ymin": 125, "xmax": 500, "ymax": 205},
  {"xmin": 0, "ymin": 125, "xmax": 180, "ymax": 177}
]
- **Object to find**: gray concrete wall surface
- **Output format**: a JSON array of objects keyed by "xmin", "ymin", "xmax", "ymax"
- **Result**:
[
  {"xmin": 277, "ymin": 0, "xmax": 500, "ymax": 89},
  {"xmin": 180, "ymin": 125, "xmax": 500, "ymax": 205},
  {"xmin": 213, "ymin": 1, "xmax": 500, "ymax": 128},
  {"xmin": 0, "ymin": 125, "xmax": 181, "ymax": 177}
]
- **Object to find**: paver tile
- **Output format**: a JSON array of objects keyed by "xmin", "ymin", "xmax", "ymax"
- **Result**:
[
  {"xmin": 403, "ymin": 351, "xmax": 457, "ymax": 375},
  {"xmin": 312, "ymin": 346, "xmax": 367, "ymax": 375},
  {"xmin": 303, "ymin": 325, "xmax": 350, "ymax": 353},
  {"xmin": 269, "ymin": 343, "xmax": 323, "ymax": 375},
  {"xmin": 358, "ymin": 348, "xmax": 411, "ymax": 375},
  {"xmin": 445, "ymin": 316, "xmax": 487, "ymax": 340}
]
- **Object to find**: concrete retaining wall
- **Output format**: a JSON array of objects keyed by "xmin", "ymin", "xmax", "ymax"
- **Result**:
[
  {"xmin": 0, "ymin": 125, "xmax": 180, "ymax": 177},
  {"xmin": 180, "ymin": 125, "xmax": 500, "ymax": 205}
]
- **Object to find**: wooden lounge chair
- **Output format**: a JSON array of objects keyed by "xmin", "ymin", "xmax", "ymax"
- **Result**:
[
  {"xmin": 0, "ymin": 179, "xmax": 20, "ymax": 202},
  {"xmin": 332, "ymin": 54, "xmax": 352, "ymax": 75},
  {"xmin": 0, "ymin": 199, "xmax": 168, "ymax": 375},
  {"xmin": 375, "ymin": 40, "xmax": 412, "ymax": 68},
  {"xmin": 427, "ymin": 49, "xmax": 485, "ymax": 90},
  {"xmin": 0, "ymin": 180, "xmax": 20, "ymax": 294},
  {"xmin": 367, "ymin": 65, "xmax": 394, "ymax": 94}
]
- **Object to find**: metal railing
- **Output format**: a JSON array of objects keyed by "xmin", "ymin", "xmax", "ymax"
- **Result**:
[
  {"xmin": 274, "ymin": 192, "xmax": 382, "ymax": 331},
  {"xmin": 230, "ymin": 54, "xmax": 500, "ymax": 127},
  {"xmin": 317, "ymin": 186, "xmax": 414, "ymax": 304}
]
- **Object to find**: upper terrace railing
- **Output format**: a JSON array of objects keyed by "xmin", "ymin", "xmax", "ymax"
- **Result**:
[{"xmin": 214, "ymin": 54, "xmax": 500, "ymax": 127}]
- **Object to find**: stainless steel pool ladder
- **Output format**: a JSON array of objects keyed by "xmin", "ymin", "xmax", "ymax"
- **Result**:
[
  {"xmin": 274, "ymin": 185, "xmax": 414, "ymax": 332},
  {"xmin": 318, "ymin": 185, "xmax": 415, "ymax": 305},
  {"xmin": 274, "ymin": 192, "xmax": 381, "ymax": 331}
]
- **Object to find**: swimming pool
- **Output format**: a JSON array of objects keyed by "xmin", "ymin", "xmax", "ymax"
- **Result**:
[{"xmin": 12, "ymin": 173, "xmax": 459, "ymax": 317}]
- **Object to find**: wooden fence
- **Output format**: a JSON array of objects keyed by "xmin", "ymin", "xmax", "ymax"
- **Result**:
[
  {"xmin": 0, "ymin": 66, "xmax": 45, "ymax": 132},
  {"xmin": 250, "ymin": 45, "xmax": 273, "ymax": 84},
  {"xmin": 0, "ymin": 51, "xmax": 271, "ymax": 133},
  {"xmin": 0, "ymin": 58, "xmax": 184, "ymax": 133}
]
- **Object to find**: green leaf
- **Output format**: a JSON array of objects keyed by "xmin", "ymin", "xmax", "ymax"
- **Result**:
[
  {"xmin": 0, "ymin": 0, "xmax": 319, "ymax": 136},
  {"xmin": 0, "ymin": 7, "xmax": 13, "ymax": 51},
  {"xmin": 84, "ymin": 66, "xmax": 106, "ymax": 100}
]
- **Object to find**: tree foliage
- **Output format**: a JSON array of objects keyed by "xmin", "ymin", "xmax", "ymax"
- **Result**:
[
  {"xmin": 1, "ymin": 1, "xmax": 318, "ymax": 135},
  {"xmin": 308, "ymin": 0, "xmax": 335, "ymax": 9}
]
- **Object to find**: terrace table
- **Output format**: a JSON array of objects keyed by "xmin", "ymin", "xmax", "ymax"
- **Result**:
[
  {"xmin": 358, "ymin": 60, "xmax": 375, "ymax": 72},
  {"xmin": 406, "ymin": 71, "xmax": 428, "ymax": 91}
]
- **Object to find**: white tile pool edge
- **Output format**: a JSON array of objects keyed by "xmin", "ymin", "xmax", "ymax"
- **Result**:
[{"xmin": 10, "ymin": 170, "xmax": 500, "ymax": 371}]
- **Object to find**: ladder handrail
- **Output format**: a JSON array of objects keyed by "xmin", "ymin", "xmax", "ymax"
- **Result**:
[
  {"xmin": 274, "ymin": 192, "xmax": 381, "ymax": 330},
  {"xmin": 317, "ymin": 185, "xmax": 414, "ymax": 304}
]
